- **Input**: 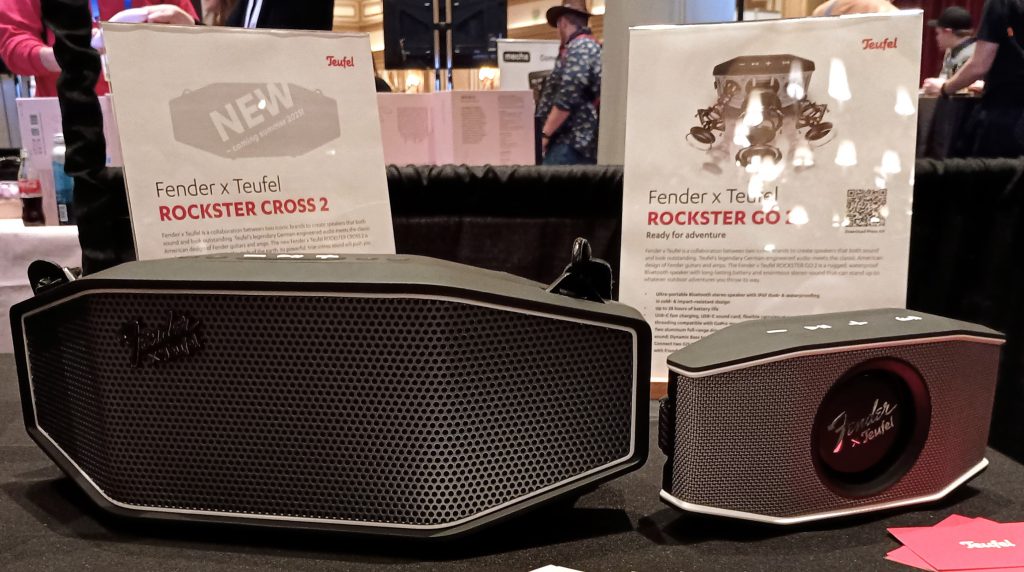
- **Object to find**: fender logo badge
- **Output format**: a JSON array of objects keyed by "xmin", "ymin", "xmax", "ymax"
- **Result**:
[{"xmin": 121, "ymin": 311, "xmax": 202, "ymax": 368}]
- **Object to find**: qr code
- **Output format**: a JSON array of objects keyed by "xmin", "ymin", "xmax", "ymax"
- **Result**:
[{"xmin": 846, "ymin": 189, "xmax": 887, "ymax": 227}]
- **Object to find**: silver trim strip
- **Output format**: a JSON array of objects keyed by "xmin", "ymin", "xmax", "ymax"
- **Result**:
[
  {"xmin": 670, "ymin": 335, "xmax": 1005, "ymax": 379},
  {"xmin": 659, "ymin": 458, "xmax": 989, "ymax": 525},
  {"xmin": 21, "ymin": 288, "xmax": 641, "ymax": 531}
]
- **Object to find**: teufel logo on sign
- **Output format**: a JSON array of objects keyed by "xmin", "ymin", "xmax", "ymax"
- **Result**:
[
  {"xmin": 862, "ymin": 37, "xmax": 899, "ymax": 50},
  {"xmin": 169, "ymin": 82, "xmax": 341, "ymax": 159},
  {"xmin": 325, "ymin": 55, "xmax": 355, "ymax": 68}
]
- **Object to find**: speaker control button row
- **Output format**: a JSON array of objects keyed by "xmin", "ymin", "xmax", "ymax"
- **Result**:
[
  {"xmin": 765, "ymin": 316, "xmax": 923, "ymax": 336},
  {"xmin": 238, "ymin": 254, "xmax": 404, "ymax": 262}
]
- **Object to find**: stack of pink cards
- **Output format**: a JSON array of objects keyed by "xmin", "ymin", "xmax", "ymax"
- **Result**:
[{"xmin": 887, "ymin": 515, "xmax": 1024, "ymax": 571}]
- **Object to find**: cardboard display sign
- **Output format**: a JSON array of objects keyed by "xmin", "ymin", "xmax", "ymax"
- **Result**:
[
  {"xmin": 620, "ymin": 12, "xmax": 923, "ymax": 382},
  {"xmin": 102, "ymin": 24, "xmax": 395, "ymax": 259}
]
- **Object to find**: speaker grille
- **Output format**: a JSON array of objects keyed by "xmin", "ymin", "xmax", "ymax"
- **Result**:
[
  {"xmin": 670, "ymin": 342, "xmax": 999, "ymax": 518},
  {"xmin": 23, "ymin": 292, "xmax": 636, "ymax": 528}
]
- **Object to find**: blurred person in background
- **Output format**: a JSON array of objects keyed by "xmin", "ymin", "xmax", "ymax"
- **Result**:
[
  {"xmin": 225, "ymin": 0, "xmax": 334, "ymax": 30},
  {"xmin": 202, "ymin": 0, "xmax": 239, "ymax": 26},
  {"xmin": 812, "ymin": 0, "xmax": 897, "ymax": 16},
  {"xmin": 0, "ymin": 0, "xmax": 198, "ymax": 97},
  {"xmin": 373, "ymin": 60, "xmax": 393, "ymax": 93},
  {"xmin": 536, "ymin": 0, "xmax": 602, "ymax": 166},
  {"xmin": 926, "ymin": 6, "xmax": 977, "ymax": 83},
  {"xmin": 924, "ymin": 0, "xmax": 1024, "ymax": 157}
]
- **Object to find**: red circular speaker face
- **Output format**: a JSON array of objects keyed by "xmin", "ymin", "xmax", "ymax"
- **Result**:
[{"xmin": 812, "ymin": 358, "xmax": 931, "ymax": 497}]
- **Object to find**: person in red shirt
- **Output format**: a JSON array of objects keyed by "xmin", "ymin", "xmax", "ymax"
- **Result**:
[{"xmin": 0, "ymin": 0, "xmax": 197, "ymax": 97}]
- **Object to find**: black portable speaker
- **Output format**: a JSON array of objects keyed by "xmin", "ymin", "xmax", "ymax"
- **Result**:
[
  {"xmin": 11, "ymin": 245, "xmax": 650, "ymax": 538},
  {"xmin": 659, "ymin": 308, "xmax": 1003, "ymax": 525}
]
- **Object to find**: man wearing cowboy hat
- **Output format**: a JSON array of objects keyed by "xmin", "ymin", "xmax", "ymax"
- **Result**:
[{"xmin": 536, "ymin": 0, "xmax": 602, "ymax": 165}]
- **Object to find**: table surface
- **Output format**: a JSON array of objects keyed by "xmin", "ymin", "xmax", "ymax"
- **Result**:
[{"xmin": 2, "ymin": 354, "xmax": 1023, "ymax": 572}]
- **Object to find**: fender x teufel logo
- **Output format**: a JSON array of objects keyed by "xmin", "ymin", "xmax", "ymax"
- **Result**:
[
  {"xmin": 828, "ymin": 399, "xmax": 898, "ymax": 454},
  {"xmin": 120, "ymin": 312, "xmax": 202, "ymax": 368}
]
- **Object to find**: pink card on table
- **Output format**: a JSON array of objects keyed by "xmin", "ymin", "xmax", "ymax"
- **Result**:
[
  {"xmin": 887, "ymin": 516, "xmax": 992, "ymax": 571},
  {"xmin": 891, "ymin": 520, "xmax": 1024, "ymax": 571},
  {"xmin": 886, "ymin": 546, "xmax": 937, "ymax": 571},
  {"xmin": 889, "ymin": 515, "xmax": 998, "ymax": 540}
]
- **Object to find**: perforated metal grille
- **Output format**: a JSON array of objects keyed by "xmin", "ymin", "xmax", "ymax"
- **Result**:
[
  {"xmin": 670, "ymin": 342, "xmax": 999, "ymax": 518},
  {"xmin": 23, "ymin": 291, "xmax": 637, "ymax": 527}
]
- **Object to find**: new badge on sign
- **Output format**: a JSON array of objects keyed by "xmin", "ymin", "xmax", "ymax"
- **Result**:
[{"xmin": 169, "ymin": 83, "xmax": 341, "ymax": 159}]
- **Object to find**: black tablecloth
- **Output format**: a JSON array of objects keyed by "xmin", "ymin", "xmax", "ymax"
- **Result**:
[
  {"xmin": 916, "ymin": 96, "xmax": 981, "ymax": 159},
  {"xmin": 3, "ymin": 355, "xmax": 1024, "ymax": 571}
]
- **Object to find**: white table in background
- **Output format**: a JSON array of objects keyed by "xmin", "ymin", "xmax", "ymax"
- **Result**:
[{"xmin": 0, "ymin": 218, "xmax": 80, "ymax": 353}]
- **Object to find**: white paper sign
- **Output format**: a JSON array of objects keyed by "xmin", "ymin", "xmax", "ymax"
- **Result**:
[
  {"xmin": 102, "ymin": 24, "xmax": 395, "ymax": 259},
  {"xmin": 377, "ymin": 91, "xmax": 535, "ymax": 166},
  {"xmin": 497, "ymin": 39, "xmax": 561, "ymax": 91},
  {"xmin": 377, "ymin": 93, "xmax": 443, "ymax": 165},
  {"xmin": 450, "ymin": 91, "xmax": 535, "ymax": 165},
  {"xmin": 620, "ymin": 12, "xmax": 923, "ymax": 382}
]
